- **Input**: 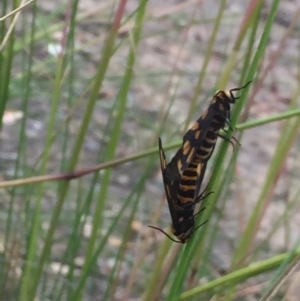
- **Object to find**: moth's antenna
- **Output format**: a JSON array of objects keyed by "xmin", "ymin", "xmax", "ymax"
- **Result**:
[
  {"xmin": 148, "ymin": 225, "xmax": 182, "ymax": 243},
  {"xmin": 229, "ymin": 81, "xmax": 252, "ymax": 99}
]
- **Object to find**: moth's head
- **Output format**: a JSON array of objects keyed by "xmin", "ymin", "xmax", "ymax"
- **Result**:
[
  {"xmin": 212, "ymin": 81, "xmax": 252, "ymax": 105},
  {"xmin": 213, "ymin": 90, "xmax": 235, "ymax": 105}
]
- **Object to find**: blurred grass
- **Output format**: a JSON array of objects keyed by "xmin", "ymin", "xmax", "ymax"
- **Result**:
[{"xmin": 0, "ymin": 0, "xmax": 300, "ymax": 301}]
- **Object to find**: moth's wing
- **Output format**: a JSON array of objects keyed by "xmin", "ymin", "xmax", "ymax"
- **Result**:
[
  {"xmin": 166, "ymin": 147, "xmax": 184, "ymax": 179},
  {"xmin": 179, "ymin": 107, "xmax": 215, "ymax": 172},
  {"xmin": 158, "ymin": 137, "xmax": 170, "ymax": 188},
  {"xmin": 194, "ymin": 162, "xmax": 207, "ymax": 201},
  {"xmin": 158, "ymin": 137, "xmax": 180, "ymax": 223}
]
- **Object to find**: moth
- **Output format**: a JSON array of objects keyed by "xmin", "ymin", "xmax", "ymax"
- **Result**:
[
  {"xmin": 149, "ymin": 82, "xmax": 251, "ymax": 243},
  {"xmin": 148, "ymin": 138, "xmax": 208, "ymax": 243},
  {"xmin": 179, "ymin": 81, "xmax": 252, "ymax": 172}
]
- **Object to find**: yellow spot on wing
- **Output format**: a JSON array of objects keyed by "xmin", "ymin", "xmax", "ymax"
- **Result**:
[
  {"xmin": 197, "ymin": 164, "xmax": 201, "ymax": 175},
  {"xmin": 160, "ymin": 152, "xmax": 166, "ymax": 168},
  {"xmin": 183, "ymin": 141, "xmax": 190, "ymax": 155},
  {"xmin": 180, "ymin": 185, "xmax": 196, "ymax": 191},
  {"xmin": 186, "ymin": 147, "xmax": 195, "ymax": 163},
  {"xmin": 194, "ymin": 130, "xmax": 201, "ymax": 139},
  {"xmin": 201, "ymin": 109, "xmax": 209, "ymax": 119},
  {"xmin": 190, "ymin": 122, "xmax": 199, "ymax": 131},
  {"xmin": 177, "ymin": 160, "xmax": 182, "ymax": 172}
]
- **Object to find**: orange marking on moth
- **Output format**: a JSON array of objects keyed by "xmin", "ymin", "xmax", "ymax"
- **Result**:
[
  {"xmin": 194, "ymin": 130, "xmax": 201, "ymax": 139},
  {"xmin": 210, "ymin": 97, "xmax": 217, "ymax": 105},
  {"xmin": 190, "ymin": 122, "xmax": 199, "ymax": 131},
  {"xmin": 183, "ymin": 141, "xmax": 191, "ymax": 155},
  {"xmin": 199, "ymin": 145, "xmax": 212, "ymax": 152},
  {"xmin": 201, "ymin": 109, "xmax": 209, "ymax": 119},
  {"xmin": 177, "ymin": 160, "xmax": 182, "ymax": 171},
  {"xmin": 178, "ymin": 196, "xmax": 193, "ymax": 203},
  {"xmin": 179, "ymin": 184, "xmax": 196, "ymax": 191},
  {"xmin": 182, "ymin": 175, "xmax": 198, "ymax": 181},
  {"xmin": 186, "ymin": 148, "xmax": 195, "ymax": 163},
  {"xmin": 197, "ymin": 164, "xmax": 202, "ymax": 175},
  {"xmin": 160, "ymin": 153, "xmax": 166, "ymax": 169}
]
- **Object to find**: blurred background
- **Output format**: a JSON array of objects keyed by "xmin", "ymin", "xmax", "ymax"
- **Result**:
[{"xmin": 0, "ymin": 0, "xmax": 300, "ymax": 300}]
